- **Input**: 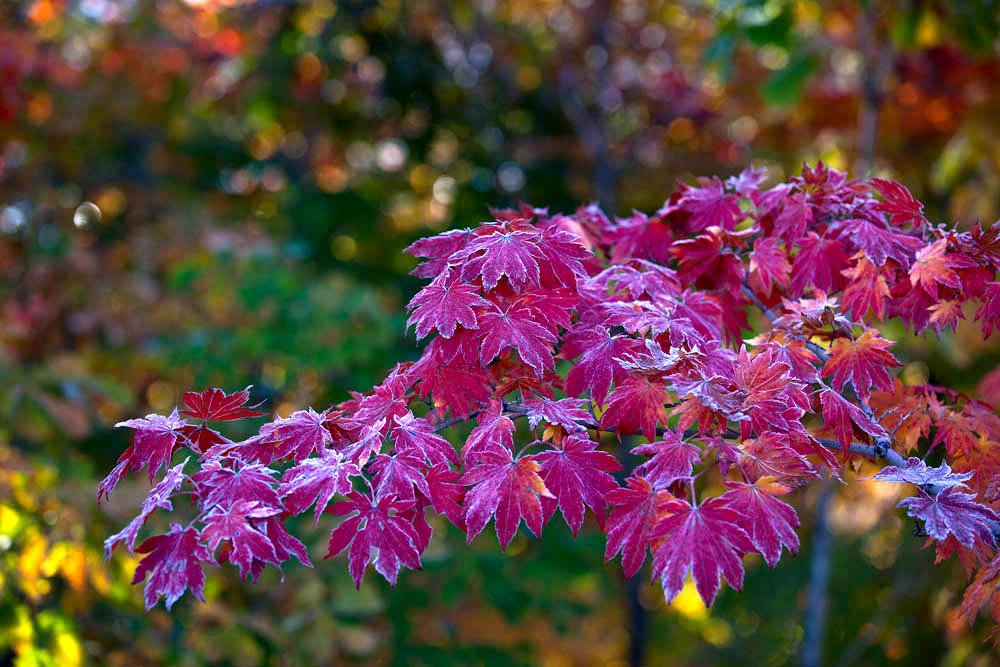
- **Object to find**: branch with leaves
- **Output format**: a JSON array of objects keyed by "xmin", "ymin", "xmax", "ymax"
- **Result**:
[{"xmin": 98, "ymin": 164, "xmax": 1000, "ymax": 636}]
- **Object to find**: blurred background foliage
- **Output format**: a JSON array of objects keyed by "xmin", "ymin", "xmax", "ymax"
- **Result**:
[{"xmin": 3, "ymin": 0, "xmax": 1000, "ymax": 664}]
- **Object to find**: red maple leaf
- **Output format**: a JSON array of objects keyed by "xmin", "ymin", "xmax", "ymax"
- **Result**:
[
  {"xmin": 679, "ymin": 177, "xmax": 742, "ymax": 231},
  {"xmin": 748, "ymin": 237, "xmax": 791, "ymax": 297},
  {"xmin": 114, "ymin": 409, "xmax": 187, "ymax": 482},
  {"xmin": 790, "ymin": 233, "xmax": 848, "ymax": 295},
  {"xmin": 461, "ymin": 449, "xmax": 554, "ymax": 550},
  {"xmin": 201, "ymin": 501, "xmax": 281, "ymax": 579},
  {"xmin": 179, "ymin": 386, "xmax": 265, "ymax": 422},
  {"xmin": 975, "ymin": 282, "xmax": 1000, "ymax": 338},
  {"xmin": 603, "ymin": 475, "xmax": 677, "ymax": 578},
  {"xmin": 838, "ymin": 218, "xmax": 922, "ymax": 267},
  {"xmin": 461, "ymin": 407, "xmax": 515, "ymax": 465},
  {"xmin": 132, "ymin": 524, "xmax": 213, "ymax": 610},
  {"xmin": 870, "ymin": 178, "xmax": 926, "ymax": 228},
  {"xmin": 249, "ymin": 515, "xmax": 312, "ymax": 581},
  {"xmin": 412, "ymin": 350, "xmax": 492, "ymax": 419},
  {"xmin": 650, "ymin": 495, "xmax": 754, "ymax": 606},
  {"xmin": 841, "ymin": 256, "xmax": 891, "ymax": 320},
  {"xmin": 631, "ymin": 431, "xmax": 702, "ymax": 487},
  {"xmin": 772, "ymin": 192, "xmax": 813, "ymax": 243},
  {"xmin": 406, "ymin": 270, "xmax": 490, "ymax": 339},
  {"xmin": 368, "ymin": 452, "xmax": 431, "ymax": 502},
  {"xmin": 928, "ymin": 299, "xmax": 965, "ymax": 333},
  {"xmin": 822, "ymin": 331, "xmax": 901, "ymax": 401},
  {"xmin": 422, "ymin": 462, "xmax": 466, "ymax": 529},
  {"xmin": 561, "ymin": 326, "xmax": 641, "ymax": 406},
  {"xmin": 909, "ymin": 239, "xmax": 976, "ymax": 299},
  {"xmin": 326, "ymin": 491, "xmax": 423, "ymax": 588},
  {"xmin": 337, "ymin": 420, "xmax": 385, "ymax": 467},
  {"xmin": 599, "ymin": 376, "xmax": 670, "ymax": 441},
  {"xmin": 478, "ymin": 300, "xmax": 557, "ymax": 377},
  {"xmin": 534, "ymin": 435, "xmax": 622, "ymax": 535},
  {"xmin": 391, "ymin": 411, "xmax": 457, "ymax": 466},
  {"xmin": 720, "ymin": 479, "xmax": 800, "ymax": 568},
  {"xmin": 253, "ymin": 408, "xmax": 335, "ymax": 464},
  {"xmin": 280, "ymin": 449, "xmax": 362, "ymax": 525},
  {"xmin": 819, "ymin": 389, "xmax": 888, "ymax": 451},
  {"xmin": 737, "ymin": 433, "xmax": 818, "ymax": 486},
  {"xmin": 898, "ymin": 487, "xmax": 999, "ymax": 548}
]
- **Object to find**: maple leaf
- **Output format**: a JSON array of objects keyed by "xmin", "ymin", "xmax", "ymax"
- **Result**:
[
  {"xmin": 821, "ymin": 331, "xmax": 901, "ymax": 401},
  {"xmin": 105, "ymin": 458, "xmax": 188, "ymax": 559},
  {"xmin": 650, "ymin": 495, "xmax": 754, "ymax": 606},
  {"xmin": 898, "ymin": 487, "xmax": 999, "ymax": 548},
  {"xmin": 280, "ymin": 448, "xmax": 362, "ymax": 525},
  {"xmin": 461, "ymin": 449, "xmax": 554, "ymax": 550},
  {"xmin": 412, "ymin": 350, "xmax": 492, "ymax": 419},
  {"xmin": 748, "ymin": 237, "xmax": 791, "ymax": 297},
  {"xmin": 404, "ymin": 228, "xmax": 472, "ymax": 279},
  {"xmin": 326, "ymin": 491, "xmax": 423, "ymax": 588},
  {"xmin": 605, "ymin": 211, "xmax": 674, "ymax": 264},
  {"xmin": 455, "ymin": 227, "xmax": 543, "ymax": 290},
  {"xmin": 738, "ymin": 433, "xmax": 818, "ymax": 486},
  {"xmin": 423, "ymin": 462, "xmax": 466, "ymax": 529},
  {"xmin": 960, "ymin": 553, "xmax": 1000, "ymax": 630},
  {"xmin": 478, "ymin": 301, "xmax": 557, "ymax": 377},
  {"xmin": 254, "ymin": 408, "xmax": 335, "ymax": 464},
  {"xmin": 250, "ymin": 515, "xmax": 312, "ymax": 581},
  {"xmin": 406, "ymin": 270, "xmax": 490, "ymax": 339},
  {"xmin": 537, "ymin": 225, "xmax": 590, "ymax": 288},
  {"xmin": 603, "ymin": 475, "xmax": 677, "ymax": 578},
  {"xmin": 679, "ymin": 177, "xmax": 742, "ymax": 231},
  {"xmin": 631, "ymin": 432, "xmax": 702, "ymax": 487},
  {"xmin": 772, "ymin": 192, "xmax": 813, "ymax": 243},
  {"xmin": 870, "ymin": 178, "xmax": 926, "ymax": 228},
  {"xmin": 192, "ymin": 459, "xmax": 282, "ymax": 510},
  {"xmin": 909, "ymin": 239, "xmax": 976, "ymax": 299},
  {"xmin": 179, "ymin": 386, "xmax": 265, "ymax": 422},
  {"xmin": 368, "ymin": 452, "xmax": 431, "ymax": 502},
  {"xmin": 392, "ymin": 411, "xmax": 458, "ymax": 466},
  {"xmin": 461, "ymin": 407, "xmax": 515, "ymax": 464},
  {"xmin": 114, "ymin": 409, "xmax": 187, "ymax": 482},
  {"xmin": 864, "ymin": 457, "xmax": 973, "ymax": 489},
  {"xmin": 720, "ymin": 480, "xmax": 800, "ymax": 568},
  {"xmin": 201, "ymin": 501, "xmax": 281, "ymax": 579},
  {"xmin": 534, "ymin": 435, "xmax": 622, "ymax": 535},
  {"xmin": 599, "ymin": 376, "xmax": 670, "ymax": 441},
  {"xmin": 132, "ymin": 524, "xmax": 213, "ymax": 610},
  {"xmin": 819, "ymin": 389, "xmax": 888, "ymax": 451},
  {"xmin": 337, "ymin": 420, "xmax": 385, "ymax": 467},
  {"xmin": 975, "ymin": 282, "xmax": 1000, "ymax": 338},
  {"xmin": 838, "ymin": 218, "xmax": 923, "ymax": 267},
  {"xmin": 928, "ymin": 299, "xmax": 965, "ymax": 333},
  {"xmin": 523, "ymin": 397, "xmax": 590, "ymax": 433},
  {"xmin": 790, "ymin": 233, "xmax": 848, "ymax": 295},
  {"xmin": 841, "ymin": 257, "xmax": 891, "ymax": 320},
  {"xmin": 561, "ymin": 326, "xmax": 641, "ymax": 406}
]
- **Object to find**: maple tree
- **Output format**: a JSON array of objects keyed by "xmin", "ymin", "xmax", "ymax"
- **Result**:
[{"xmin": 99, "ymin": 162, "xmax": 1000, "ymax": 639}]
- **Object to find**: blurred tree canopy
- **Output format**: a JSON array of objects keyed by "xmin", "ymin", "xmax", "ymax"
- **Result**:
[{"xmin": 3, "ymin": 0, "xmax": 1000, "ymax": 664}]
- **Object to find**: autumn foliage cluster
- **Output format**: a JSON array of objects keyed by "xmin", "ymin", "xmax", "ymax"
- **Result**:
[{"xmin": 101, "ymin": 163, "xmax": 1000, "ymax": 633}]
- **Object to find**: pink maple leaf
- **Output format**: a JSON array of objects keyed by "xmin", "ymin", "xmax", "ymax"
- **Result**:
[
  {"xmin": 392, "ymin": 411, "xmax": 458, "ymax": 466},
  {"xmin": 865, "ymin": 457, "xmax": 973, "ymax": 489},
  {"xmin": 114, "ymin": 408, "xmax": 187, "ymax": 483},
  {"xmin": 201, "ymin": 500, "xmax": 281, "ymax": 579},
  {"xmin": 105, "ymin": 458, "xmax": 189, "ymax": 558},
  {"xmin": 561, "ymin": 326, "xmax": 641, "ymax": 406},
  {"xmin": 748, "ymin": 237, "xmax": 791, "ymax": 297},
  {"xmin": 368, "ymin": 452, "xmax": 431, "ymax": 502},
  {"xmin": 280, "ymin": 448, "xmax": 362, "ymax": 525},
  {"xmin": 535, "ymin": 435, "xmax": 622, "ymax": 535},
  {"xmin": 599, "ymin": 376, "xmax": 670, "ymax": 441},
  {"xmin": 720, "ymin": 480, "xmax": 800, "ymax": 568},
  {"xmin": 478, "ymin": 301, "xmax": 557, "ymax": 377},
  {"xmin": 456, "ymin": 226, "xmax": 543, "ymax": 290},
  {"xmin": 650, "ymin": 495, "xmax": 754, "ymax": 606},
  {"xmin": 326, "ymin": 491, "xmax": 423, "ymax": 588},
  {"xmin": 406, "ymin": 270, "xmax": 490, "ymax": 339},
  {"xmin": 192, "ymin": 459, "xmax": 282, "ymax": 510},
  {"xmin": 461, "ymin": 407, "xmax": 515, "ymax": 465},
  {"xmin": 523, "ymin": 397, "xmax": 591, "ymax": 433},
  {"xmin": 604, "ymin": 475, "xmax": 677, "ymax": 578},
  {"xmin": 461, "ymin": 449, "xmax": 554, "ymax": 550},
  {"xmin": 631, "ymin": 432, "xmax": 702, "ymax": 487},
  {"xmin": 256, "ymin": 408, "xmax": 334, "ymax": 464}
]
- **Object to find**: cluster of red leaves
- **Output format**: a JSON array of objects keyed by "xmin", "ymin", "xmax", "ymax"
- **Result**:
[{"xmin": 101, "ymin": 164, "xmax": 1000, "ymax": 632}]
